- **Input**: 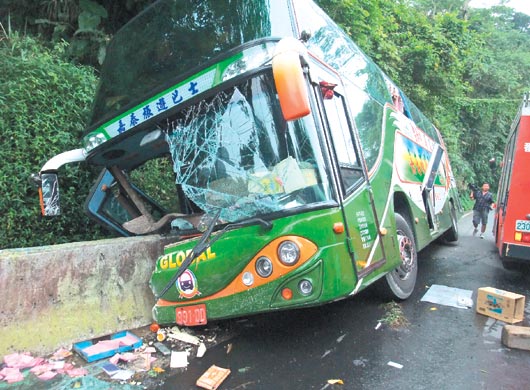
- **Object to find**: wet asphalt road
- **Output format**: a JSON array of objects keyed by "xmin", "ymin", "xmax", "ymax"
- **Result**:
[{"xmin": 160, "ymin": 213, "xmax": 530, "ymax": 390}]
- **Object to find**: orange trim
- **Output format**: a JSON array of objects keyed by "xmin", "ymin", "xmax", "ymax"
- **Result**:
[
  {"xmin": 156, "ymin": 235, "xmax": 318, "ymax": 307},
  {"xmin": 38, "ymin": 187, "xmax": 45, "ymax": 216}
]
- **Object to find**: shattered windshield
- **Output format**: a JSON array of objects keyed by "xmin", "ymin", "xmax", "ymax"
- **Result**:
[{"xmin": 165, "ymin": 72, "xmax": 333, "ymax": 222}]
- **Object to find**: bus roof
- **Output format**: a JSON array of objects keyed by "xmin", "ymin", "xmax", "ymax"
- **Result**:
[{"xmin": 89, "ymin": 0, "xmax": 294, "ymax": 130}]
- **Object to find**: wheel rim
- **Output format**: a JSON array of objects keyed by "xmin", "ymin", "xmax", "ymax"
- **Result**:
[{"xmin": 396, "ymin": 230, "xmax": 415, "ymax": 278}]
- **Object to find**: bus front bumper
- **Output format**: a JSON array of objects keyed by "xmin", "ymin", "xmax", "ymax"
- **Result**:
[{"xmin": 152, "ymin": 260, "xmax": 324, "ymax": 325}]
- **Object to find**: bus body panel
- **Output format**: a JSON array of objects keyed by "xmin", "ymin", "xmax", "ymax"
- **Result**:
[{"xmin": 495, "ymin": 95, "xmax": 530, "ymax": 263}]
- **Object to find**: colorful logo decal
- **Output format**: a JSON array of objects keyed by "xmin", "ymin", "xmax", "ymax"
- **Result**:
[{"xmin": 176, "ymin": 270, "xmax": 200, "ymax": 299}]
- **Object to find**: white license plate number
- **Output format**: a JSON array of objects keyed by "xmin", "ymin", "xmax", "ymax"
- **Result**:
[{"xmin": 515, "ymin": 220, "xmax": 530, "ymax": 232}]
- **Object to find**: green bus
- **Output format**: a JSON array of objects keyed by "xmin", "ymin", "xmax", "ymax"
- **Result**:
[{"xmin": 36, "ymin": 0, "xmax": 460, "ymax": 326}]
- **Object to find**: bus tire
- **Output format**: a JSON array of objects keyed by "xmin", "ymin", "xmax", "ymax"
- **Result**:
[
  {"xmin": 380, "ymin": 213, "xmax": 418, "ymax": 300},
  {"xmin": 441, "ymin": 202, "xmax": 458, "ymax": 243}
]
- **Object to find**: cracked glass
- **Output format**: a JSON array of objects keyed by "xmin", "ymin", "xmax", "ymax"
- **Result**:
[{"xmin": 165, "ymin": 72, "xmax": 333, "ymax": 223}]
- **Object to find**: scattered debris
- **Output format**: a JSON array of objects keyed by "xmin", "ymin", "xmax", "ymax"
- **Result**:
[
  {"xmin": 379, "ymin": 302, "xmax": 409, "ymax": 328},
  {"xmin": 502, "ymin": 324, "xmax": 530, "ymax": 350},
  {"xmin": 387, "ymin": 361, "xmax": 403, "ymax": 369},
  {"xmin": 321, "ymin": 349, "xmax": 333, "ymax": 359},
  {"xmin": 73, "ymin": 331, "xmax": 142, "ymax": 362},
  {"xmin": 197, "ymin": 342, "xmax": 207, "ymax": 358},
  {"xmin": 226, "ymin": 343, "xmax": 233, "ymax": 354},
  {"xmin": 352, "ymin": 358, "xmax": 368, "ymax": 367},
  {"xmin": 167, "ymin": 327, "xmax": 201, "ymax": 345},
  {"xmin": 154, "ymin": 341, "xmax": 171, "ymax": 356},
  {"xmin": 336, "ymin": 334, "xmax": 346, "ymax": 343},
  {"xmin": 327, "ymin": 379, "xmax": 344, "ymax": 385},
  {"xmin": 420, "ymin": 284, "xmax": 473, "ymax": 309},
  {"xmin": 170, "ymin": 351, "xmax": 188, "ymax": 368},
  {"xmin": 1, "ymin": 322, "xmax": 233, "ymax": 388},
  {"xmin": 196, "ymin": 365, "xmax": 231, "ymax": 390},
  {"xmin": 150, "ymin": 323, "xmax": 160, "ymax": 333},
  {"xmin": 476, "ymin": 287, "xmax": 525, "ymax": 323},
  {"xmin": 375, "ymin": 322, "xmax": 382, "ymax": 330},
  {"xmin": 457, "ymin": 296, "xmax": 473, "ymax": 308}
]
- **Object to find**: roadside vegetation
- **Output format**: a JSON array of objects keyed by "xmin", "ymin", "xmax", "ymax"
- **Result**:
[{"xmin": 0, "ymin": 0, "xmax": 529, "ymax": 248}]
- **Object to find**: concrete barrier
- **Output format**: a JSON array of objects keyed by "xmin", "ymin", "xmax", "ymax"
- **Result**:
[{"xmin": 0, "ymin": 235, "xmax": 173, "ymax": 356}]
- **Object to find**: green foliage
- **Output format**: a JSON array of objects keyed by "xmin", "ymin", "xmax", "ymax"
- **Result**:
[
  {"xmin": 1, "ymin": 0, "xmax": 154, "ymax": 66},
  {"xmin": 318, "ymin": 0, "xmax": 530, "ymax": 195},
  {"xmin": 0, "ymin": 33, "xmax": 107, "ymax": 249}
]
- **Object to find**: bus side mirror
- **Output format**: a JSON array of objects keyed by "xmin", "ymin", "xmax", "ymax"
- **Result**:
[
  {"xmin": 39, "ymin": 172, "xmax": 61, "ymax": 216},
  {"xmin": 272, "ymin": 38, "xmax": 311, "ymax": 121}
]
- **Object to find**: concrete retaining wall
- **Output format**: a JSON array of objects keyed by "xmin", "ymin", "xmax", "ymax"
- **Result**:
[{"xmin": 0, "ymin": 235, "xmax": 173, "ymax": 356}]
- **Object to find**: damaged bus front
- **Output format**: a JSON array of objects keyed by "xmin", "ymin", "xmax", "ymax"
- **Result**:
[{"xmin": 36, "ymin": 0, "xmax": 460, "ymax": 326}]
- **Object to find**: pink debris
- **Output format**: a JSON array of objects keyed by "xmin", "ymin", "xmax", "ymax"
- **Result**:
[
  {"xmin": 66, "ymin": 368, "xmax": 88, "ymax": 378},
  {"xmin": 30, "ymin": 363, "xmax": 55, "ymax": 376},
  {"xmin": 113, "ymin": 333, "xmax": 141, "ymax": 346},
  {"xmin": 0, "ymin": 367, "xmax": 24, "ymax": 383},
  {"xmin": 82, "ymin": 340, "xmax": 121, "ymax": 356},
  {"xmin": 51, "ymin": 347, "xmax": 72, "ymax": 360},
  {"xmin": 56, "ymin": 362, "xmax": 75, "ymax": 374},
  {"xmin": 110, "ymin": 352, "xmax": 138, "ymax": 365},
  {"xmin": 37, "ymin": 371, "xmax": 58, "ymax": 381},
  {"xmin": 3, "ymin": 352, "xmax": 42, "ymax": 369}
]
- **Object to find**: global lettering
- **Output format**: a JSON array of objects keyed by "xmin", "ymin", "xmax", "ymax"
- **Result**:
[{"xmin": 159, "ymin": 247, "xmax": 217, "ymax": 270}]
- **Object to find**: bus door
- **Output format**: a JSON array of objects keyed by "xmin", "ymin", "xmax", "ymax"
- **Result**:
[
  {"xmin": 316, "ymin": 82, "xmax": 385, "ymax": 275},
  {"xmin": 421, "ymin": 143, "xmax": 444, "ymax": 232}
]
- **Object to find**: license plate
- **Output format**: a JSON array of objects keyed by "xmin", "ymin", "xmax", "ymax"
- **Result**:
[
  {"xmin": 175, "ymin": 304, "xmax": 207, "ymax": 326},
  {"xmin": 515, "ymin": 220, "xmax": 530, "ymax": 232}
]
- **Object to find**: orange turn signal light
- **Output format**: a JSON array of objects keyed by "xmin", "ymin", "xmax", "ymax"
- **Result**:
[
  {"xmin": 333, "ymin": 222, "xmax": 344, "ymax": 234},
  {"xmin": 281, "ymin": 288, "xmax": 293, "ymax": 300}
]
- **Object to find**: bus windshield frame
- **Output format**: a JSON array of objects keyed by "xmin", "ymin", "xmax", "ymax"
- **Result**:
[{"xmin": 86, "ymin": 69, "xmax": 336, "ymax": 234}]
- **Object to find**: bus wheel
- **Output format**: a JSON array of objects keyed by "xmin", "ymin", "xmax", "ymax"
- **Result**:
[
  {"xmin": 441, "ymin": 202, "xmax": 458, "ymax": 243},
  {"xmin": 382, "ymin": 213, "xmax": 418, "ymax": 300}
]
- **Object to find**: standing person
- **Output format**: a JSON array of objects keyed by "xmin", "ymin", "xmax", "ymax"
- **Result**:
[{"xmin": 470, "ymin": 183, "xmax": 494, "ymax": 238}]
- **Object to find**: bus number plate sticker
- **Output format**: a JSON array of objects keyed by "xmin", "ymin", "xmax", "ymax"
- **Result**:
[
  {"xmin": 515, "ymin": 220, "xmax": 530, "ymax": 232},
  {"xmin": 175, "ymin": 304, "xmax": 207, "ymax": 326}
]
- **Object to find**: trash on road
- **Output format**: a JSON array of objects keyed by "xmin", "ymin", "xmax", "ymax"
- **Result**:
[
  {"xmin": 154, "ymin": 341, "xmax": 171, "ymax": 356},
  {"xmin": 197, "ymin": 342, "xmax": 207, "ymax": 358},
  {"xmin": 476, "ymin": 287, "xmax": 525, "ymax": 323},
  {"xmin": 387, "ymin": 361, "xmax": 403, "ymax": 369},
  {"xmin": 420, "ymin": 284, "xmax": 473, "ymax": 309},
  {"xmin": 502, "ymin": 324, "xmax": 530, "ymax": 350},
  {"xmin": 196, "ymin": 365, "xmax": 231, "ymax": 390},
  {"xmin": 167, "ymin": 327, "xmax": 201, "ymax": 345},
  {"xmin": 327, "ymin": 379, "xmax": 344, "ymax": 385},
  {"xmin": 73, "ymin": 331, "xmax": 142, "ymax": 362},
  {"xmin": 170, "ymin": 351, "xmax": 188, "ymax": 368}
]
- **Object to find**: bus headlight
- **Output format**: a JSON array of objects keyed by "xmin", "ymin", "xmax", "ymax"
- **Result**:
[
  {"xmin": 278, "ymin": 240, "xmax": 300, "ymax": 266},
  {"xmin": 242, "ymin": 272, "xmax": 254, "ymax": 286},
  {"xmin": 298, "ymin": 279, "xmax": 313, "ymax": 296},
  {"xmin": 255, "ymin": 257, "xmax": 273, "ymax": 278}
]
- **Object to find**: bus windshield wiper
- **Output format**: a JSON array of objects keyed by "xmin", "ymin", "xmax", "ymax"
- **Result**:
[{"xmin": 156, "ymin": 212, "xmax": 273, "ymax": 299}]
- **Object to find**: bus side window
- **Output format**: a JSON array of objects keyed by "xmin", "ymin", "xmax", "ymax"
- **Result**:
[{"xmin": 323, "ymin": 92, "xmax": 363, "ymax": 193}]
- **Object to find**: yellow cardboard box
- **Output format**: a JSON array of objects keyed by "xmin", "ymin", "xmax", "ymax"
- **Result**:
[{"xmin": 476, "ymin": 287, "xmax": 525, "ymax": 324}]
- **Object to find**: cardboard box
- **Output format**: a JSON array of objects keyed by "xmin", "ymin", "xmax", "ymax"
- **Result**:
[
  {"xmin": 196, "ymin": 365, "xmax": 231, "ymax": 390},
  {"xmin": 476, "ymin": 287, "xmax": 525, "ymax": 324}
]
